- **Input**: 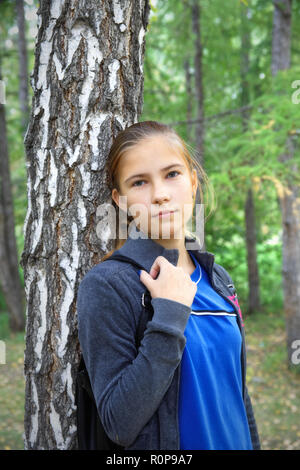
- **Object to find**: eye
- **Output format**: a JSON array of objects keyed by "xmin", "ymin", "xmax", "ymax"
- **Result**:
[
  {"xmin": 167, "ymin": 170, "xmax": 180, "ymax": 178},
  {"xmin": 131, "ymin": 171, "xmax": 180, "ymax": 187},
  {"xmin": 132, "ymin": 179, "xmax": 145, "ymax": 187}
]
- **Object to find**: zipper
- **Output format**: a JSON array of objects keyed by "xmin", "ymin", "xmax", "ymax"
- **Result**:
[
  {"xmin": 213, "ymin": 283, "xmax": 241, "ymax": 323},
  {"xmin": 207, "ymin": 261, "xmax": 241, "ymax": 328},
  {"xmin": 227, "ymin": 283, "xmax": 236, "ymax": 293}
]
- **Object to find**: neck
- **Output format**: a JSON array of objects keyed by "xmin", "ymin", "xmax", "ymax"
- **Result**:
[
  {"xmin": 132, "ymin": 224, "xmax": 196, "ymax": 274},
  {"xmin": 151, "ymin": 234, "xmax": 196, "ymax": 274}
]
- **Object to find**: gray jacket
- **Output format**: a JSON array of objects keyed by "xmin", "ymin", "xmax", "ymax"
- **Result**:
[{"xmin": 77, "ymin": 229, "xmax": 260, "ymax": 450}]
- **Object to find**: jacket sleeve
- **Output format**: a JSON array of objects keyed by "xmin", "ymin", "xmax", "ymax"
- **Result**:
[{"xmin": 76, "ymin": 271, "xmax": 191, "ymax": 448}]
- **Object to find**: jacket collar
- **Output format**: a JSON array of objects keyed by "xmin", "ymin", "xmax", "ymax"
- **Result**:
[{"xmin": 114, "ymin": 224, "xmax": 215, "ymax": 276}]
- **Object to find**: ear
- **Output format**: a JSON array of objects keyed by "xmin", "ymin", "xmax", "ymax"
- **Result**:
[
  {"xmin": 111, "ymin": 188, "xmax": 120, "ymax": 208},
  {"xmin": 112, "ymin": 188, "xmax": 127, "ymax": 212}
]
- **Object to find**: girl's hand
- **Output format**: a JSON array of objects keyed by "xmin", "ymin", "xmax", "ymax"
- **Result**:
[{"xmin": 139, "ymin": 255, "xmax": 197, "ymax": 308}]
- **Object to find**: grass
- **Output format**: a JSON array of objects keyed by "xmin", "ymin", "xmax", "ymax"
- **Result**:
[
  {"xmin": 0, "ymin": 320, "xmax": 25, "ymax": 450},
  {"xmin": 244, "ymin": 310, "xmax": 300, "ymax": 450},
  {"xmin": 0, "ymin": 310, "xmax": 299, "ymax": 450}
]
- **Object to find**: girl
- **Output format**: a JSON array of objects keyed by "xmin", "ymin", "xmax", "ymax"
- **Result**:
[{"xmin": 77, "ymin": 120, "xmax": 260, "ymax": 450}]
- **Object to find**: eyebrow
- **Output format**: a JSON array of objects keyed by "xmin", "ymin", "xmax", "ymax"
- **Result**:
[{"xmin": 124, "ymin": 163, "xmax": 186, "ymax": 185}]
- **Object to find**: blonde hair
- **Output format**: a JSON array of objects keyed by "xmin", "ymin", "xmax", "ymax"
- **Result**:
[{"xmin": 101, "ymin": 120, "xmax": 216, "ymax": 261}]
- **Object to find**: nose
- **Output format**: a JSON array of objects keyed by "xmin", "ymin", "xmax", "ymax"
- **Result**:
[{"xmin": 152, "ymin": 181, "xmax": 171, "ymax": 205}]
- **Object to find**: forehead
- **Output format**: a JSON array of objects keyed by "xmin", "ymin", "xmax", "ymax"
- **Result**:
[{"xmin": 119, "ymin": 135, "xmax": 186, "ymax": 170}]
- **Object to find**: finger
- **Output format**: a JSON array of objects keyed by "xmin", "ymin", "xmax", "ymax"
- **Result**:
[
  {"xmin": 149, "ymin": 266, "xmax": 160, "ymax": 279},
  {"xmin": 149, "ymin": 256, "xmax": 166, "ymax": 278},
  {"xmin": 139, "ymin": 269, "xmax": 154, "ymax": 288}
]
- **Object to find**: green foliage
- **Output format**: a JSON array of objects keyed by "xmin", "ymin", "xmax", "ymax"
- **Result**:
[
  {"xmin": 0, "ymin": 0, "xmax": 36, "ymax": 271},
  {"xmin": 140, "ymin": 0, "xmax": 300, "ymax": 314},
  {"xmin": 0, "ymin": 312, "xmax": 10, "ymax": 339},
  {"xmin": 224, "ymin": 66, "xmax": 300, "ymax": 187}
]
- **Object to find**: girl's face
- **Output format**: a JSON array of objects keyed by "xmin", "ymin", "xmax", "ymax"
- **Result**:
[{"xmin": 111, "ymin": 135, "xmax": 198, "ymax": 239}]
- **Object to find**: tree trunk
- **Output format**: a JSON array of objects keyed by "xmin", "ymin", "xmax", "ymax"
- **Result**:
[
  {"xmin": 16, "ymin": 0, "xmax": 30, "ymax": 135},
  {"xmin": 240, "ymin": 3, "xmax": 261, "ymax": 315},
  {"xmin": 0, "ymin": 63, "xmax": 25, "ymax": 332},
  {"xmin": 184, "ymin": 57, "xmax": 193, "ymax": 142},
  {"xmin": 271, "ymin": 0, "xmax": 300, "ymax": 366},
  {"xmin": 20, "ymin": 0, "xmax": 150, "ymax": 449},
  {"xmin": 244, "ymin": 188, "xmax": 261, "ymax": 314},
  {"xmin": 191, "ymin": 0, "xmax": 204, "ymax": 167},
  {"xmin": 191, "ymin": 0, "xmax": 205, "ymax": 251},
  {"xmin": 271, "ymin": 0, "xmax": 292, "ymax": 75}
]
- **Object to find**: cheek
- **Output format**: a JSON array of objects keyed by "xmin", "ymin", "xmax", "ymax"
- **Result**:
[
  {"xmin": 176, "ymin": 179, "xmax": 194, "ymax": 201},
  {"xmin": 177, "ymin": 181, "xmax": 194, "ymax": 220}
]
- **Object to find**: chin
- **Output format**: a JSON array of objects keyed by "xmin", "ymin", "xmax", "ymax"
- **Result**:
[{"xmin": 152, "ymin": 224, "xmax": 185, "ymax": 240}]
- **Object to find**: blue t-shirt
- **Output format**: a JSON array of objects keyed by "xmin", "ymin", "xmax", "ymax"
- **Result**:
[{"xmin": 178, "ymin": 251, "xmax": 253, "ymax": 450}]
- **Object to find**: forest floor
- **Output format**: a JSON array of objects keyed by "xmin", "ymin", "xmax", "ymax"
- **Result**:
[
  {"xmin": 0, "ymin": 310, "xmax": 299, "ymax": 450},
  {"xmin": 244, "ymin": 310, "xmax": 300, "ymax": 450}
]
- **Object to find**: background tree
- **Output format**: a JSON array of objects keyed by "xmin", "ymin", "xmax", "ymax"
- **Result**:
[
  {"xmin": 16, "ymin": 0, "xmax": 30, "ymax": 135},
  {"xmin": 271, "ymin": 0, "xmax": 300, "ymax": 366},
  {"xmin": 240, "ymin": 2, "xmax": 261, "ymax": 315},
  {"xmin": 0, "ymin": 0, "xmax": 25, "ymax": 333},
  {"xmin": 20, "ymin": 0, "xmax": 150, "ymax": 449},
  {"xmin": 191, "ymin": 0, "xmax": 204, "ymax": 167},
  {"xmin": 223, "ymin": 0, "xmax": 300, "ymax": 364}
]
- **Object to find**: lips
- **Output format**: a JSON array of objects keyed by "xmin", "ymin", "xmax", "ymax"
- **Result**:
[{"xmin": 153, "ymin": 210, "xmax": 177, "ymax": 217}]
